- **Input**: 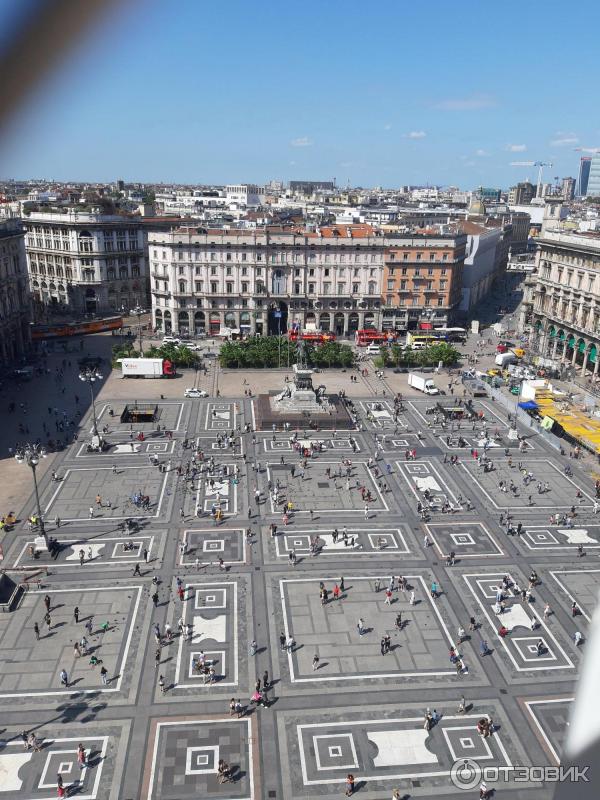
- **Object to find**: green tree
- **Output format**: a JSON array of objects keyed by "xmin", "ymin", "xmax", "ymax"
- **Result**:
[{"xmin": 218, "ymin": 336, "xmax": 356, "ymax": 369}]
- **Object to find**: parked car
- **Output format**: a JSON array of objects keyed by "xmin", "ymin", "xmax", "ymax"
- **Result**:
[
  {"xmin": 162, "ymin": 336, "xmax": 180, "ymax": 346},
  {"xmin": 177, "ymin": 340, "xmax": 196, "ymax": 348},
  {"xmin": 184, "ymin": 388, "xmax": 209, "ymax": 398}
]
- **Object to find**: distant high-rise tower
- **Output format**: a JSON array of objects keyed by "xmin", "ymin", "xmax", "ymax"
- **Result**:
[
  {"xmin": 586, "ymin": 156, "xmax": 600, "ymax": 197},
  {"xmin": 577, "ymin": 156, "xmax": 592, "ymax": 196},
  {"xmin": 561, "ymin": 177, "xmax": 576, "ymax": 201}
]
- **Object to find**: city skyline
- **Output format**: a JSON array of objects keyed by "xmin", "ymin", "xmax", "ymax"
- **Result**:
[{"xmin": 0, "ymin": 0, "xmax": 598, "ymax": 187}]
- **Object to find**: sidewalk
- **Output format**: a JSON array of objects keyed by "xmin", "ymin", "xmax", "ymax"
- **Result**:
[{"xmin": 0, "ymin": 333, "xmax": 113, "ymax": 513}]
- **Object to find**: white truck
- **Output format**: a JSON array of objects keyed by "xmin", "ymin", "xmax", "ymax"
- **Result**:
[
  {"xmin": 118, "ymin": 358, "xmax": 175, "ymax": 378},
  {"xmin": 408, "ymin": 372, "xmax": 439, "ymax": 395},
  {"xmin": 494, "ymin": 351, "xmax": 518, "ymax": 368}
]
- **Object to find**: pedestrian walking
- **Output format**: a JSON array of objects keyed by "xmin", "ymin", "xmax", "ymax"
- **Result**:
[
  {"xmin": 345, "ymin": 773, "xmax": 355, "ymax": 796},
  {"xmin": 59, "ymin": 668, "xmax": 69, "ymax": 687},
  {"xmin": 34, "ymin": 622, "xmax": 40, "ymax": 640},
  {"xmin": 100, "ymin": 666, "xmax": 109, "ymax": 685},
  {"xmin": 85, "ymin": 617, "xmax": 93, "ymax": 636},
  {"xmin": 159, "ymin": 674, "xmax": 166, "ymax": 693},
  {"xmin": 77, "ymin": 743, "xmax": 86, "ymax": 769},
  {"xmin": 357, "ymin": 618, "xmax": 365, "ymax": 636},
  {"xmin": 44, "ymin": 594, "xmax": 51, "ymax": 613},
  {"xmin": 74, "ymin": 606, "xmax": 79, "ymax": 624},
  {"xmin": 312, "ymin": 653, "xmax": 320, "ymax": 671}
]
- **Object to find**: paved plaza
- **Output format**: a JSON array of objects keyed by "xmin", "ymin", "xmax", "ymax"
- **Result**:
[
  {"xmin": 40, "ymin": 465, "xmax": 170, "ymax": 522},
  {"xmin": 0, "ymin": 387, "xmax": 597, "ymax": 798}
]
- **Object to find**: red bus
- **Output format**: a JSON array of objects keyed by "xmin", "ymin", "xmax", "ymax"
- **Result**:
[
  {"xmin": 288, "ymin": 330, "xmax": 336, "ymax": 344},
  {"xmin": 355, "ymin": 329, "xmax": 395, "ymax": 347}
]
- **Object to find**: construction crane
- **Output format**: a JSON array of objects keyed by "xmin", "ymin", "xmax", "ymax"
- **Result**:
[{"xmin": 510, "ymin": 160, "xmax": 553, "ymax": 197}]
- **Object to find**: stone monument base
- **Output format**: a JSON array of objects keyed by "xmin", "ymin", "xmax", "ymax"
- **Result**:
[{"xmin": 255, "ymin": 392, "xmax": 354, "ymax": 431}]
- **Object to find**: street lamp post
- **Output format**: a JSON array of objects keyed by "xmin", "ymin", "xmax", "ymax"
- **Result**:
[
  {"xmin": 15, "ymin": 444, "xmax": 48, "ymax": 546},
  {"xmin": 133, "ymin": 306, "xmax": 144, "ymax": 355},
  {"xmin": 79, "ymin": 366, "xmax": 103, "ymax": 436}
]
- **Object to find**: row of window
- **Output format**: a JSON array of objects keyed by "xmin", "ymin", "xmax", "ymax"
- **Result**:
[
  {"xmin": 156, "ymin": 296, "xmax": 380, "ymax": 312},
  {"xmin": 27, "ymin": 226, "xmax": 138, "ymax": 237},
  {"xmin": 541, "ymin": 263, "xmax": 597, "ymax": 293},
  {"xmin": 389, "ymin": 252, "xmax": 450, "ymax": 262},
  {"xmin": 387, "ymin": 279, "xmax": 448, "ymax": 291},
  {"xmin": 388, "ymin": 267, "xmax": 448, "ymax": 276},
  {"xmin": 153, "ymin": 248, "xmax": 380, "ymax": 264},
  {"xmin": 29, "ymin": 263, "xmax": 73, "ymax": 279},
  {"xmin": 161, "ymin": 264, "xmax": 379, "ymax": 278},
  {"xmin": 31, "ymin": 264, "xmax": 140, "ymax": 280},
  {"xmin": 169, "ymin": 280, "xmax": 378, "ymax": 295},
  {"xmin": 0, "ymin": 254, "xmax": 25, "ymax": 279},
  {"xmin": 385, "ymin": 296, "xmax": 446, "ymax": 307},
  {"xmin": 27, "ymin": 236, "xmax": 139, "ymax": 253}
]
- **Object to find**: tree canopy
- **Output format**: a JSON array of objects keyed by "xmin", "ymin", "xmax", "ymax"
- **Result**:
[{"xmin": 219, "ymin": 336, "xmax": 356, "ymax": 369}]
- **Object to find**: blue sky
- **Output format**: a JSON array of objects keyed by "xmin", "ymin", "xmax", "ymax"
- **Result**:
[{"xmin": 0, "ymin": 0, "xmax": 598, "ymax": 188}]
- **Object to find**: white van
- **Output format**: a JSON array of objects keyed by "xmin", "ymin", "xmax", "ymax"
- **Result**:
[{"xmin": 366, "ymin": 343, "xmax": 381, "ymax": 355}]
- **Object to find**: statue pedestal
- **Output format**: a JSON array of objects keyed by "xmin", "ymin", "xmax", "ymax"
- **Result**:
[{"xmin": 276, "ymin": 387, "xmax": 327, "ymax": 414}]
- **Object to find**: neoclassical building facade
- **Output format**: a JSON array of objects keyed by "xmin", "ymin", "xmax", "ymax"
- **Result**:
[
  {"xmin": 148, "ymin": 225, "xmax": 386, "ymax": 336},
  {"xmin": 529, "ymin": 228, "xmax": 600, "ymax": 377},
  {"xmin": 24, "ymin": 210, "xmax": 149, "ymax": 316},
  {"xmin": 148, "ymin": 224, "xmax": 469, "ymax": 337},
  {"xmin": 0, "ymin": 216, "xmax": 31, "ymax": 365}
]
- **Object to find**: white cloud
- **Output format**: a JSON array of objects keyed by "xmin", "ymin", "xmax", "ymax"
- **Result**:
[
  {"xmin": 576, "ymin": 147, "xmax": 600, "ymax": 154},
  {"xmin": 475, "ymin": 149, "xmax": 489, "ymax": 156},
  {"xmin": 290, "ymin": 137, "xmax": 313, "ymax": 147},
  {"xmin": 404, "ymin": 130, "xmax": 427, "ymax": 139},
  {"xmin": 551, "ymin": 135, "xmax": 579, "ymax": 146},
  {"xmin": 434, "ymin": 94, "xmax": 496, "ymax": 111},
  {"xmin": 463, "ymin": 161, "xmax": 477, "ymax": 167},
  {"xmin": 383, "ymin": 123, "xmax": 392, "ymax": 131},
  {"xmin": 289, "ymin": 160, "xmax": 296, "ymax": 166},
  {"xmin": 507, "ymin": 144, "xmax": 527, "ymax": 152}
]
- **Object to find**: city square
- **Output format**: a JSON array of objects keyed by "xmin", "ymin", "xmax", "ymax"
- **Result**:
[
  {"xmin": 0, "ymin": 358, "xmax": 600, "ymax": 800},
  {"xmin": 0, "ymin": 384, "xmax": 600, "ymax": 800},
  {"xmin": 0, "ymin": 382, "xmax": 597, "ymax": 797}
]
